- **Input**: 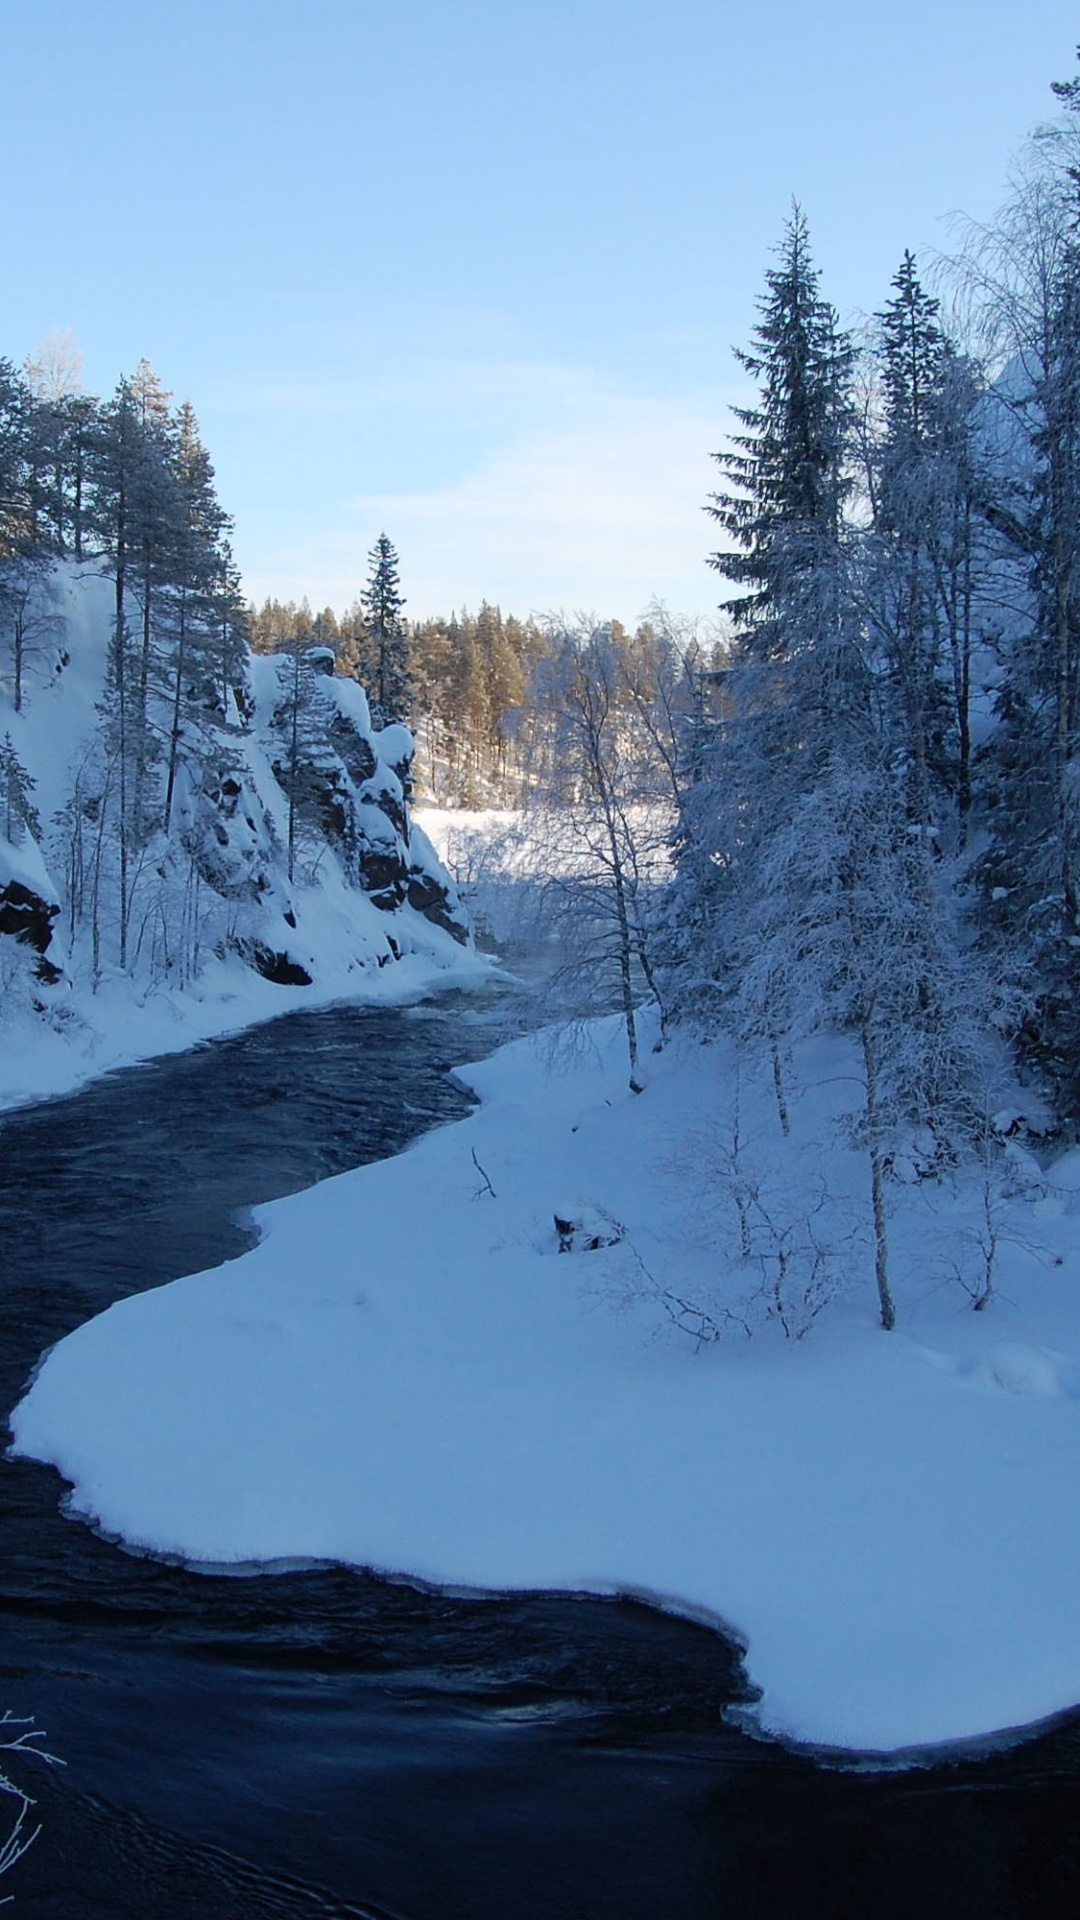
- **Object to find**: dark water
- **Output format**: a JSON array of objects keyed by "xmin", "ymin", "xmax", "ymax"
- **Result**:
[{"xmin": 2, "ymin": 995, "xmax": 1080, "ymax": 1918}]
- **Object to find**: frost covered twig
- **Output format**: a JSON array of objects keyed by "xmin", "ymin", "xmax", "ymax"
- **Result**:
[{"xmin": 0, "ymin": 1712, "xmax": 63, "ymax": 1904}]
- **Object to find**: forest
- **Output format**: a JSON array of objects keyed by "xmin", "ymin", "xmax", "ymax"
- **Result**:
[
  {"xmin": 3, "ymin": 62, "xmax": 1080, "ymax": 1314},
  {"xmin": 9, "ymin": 33, "xmax": 1080, "ymax": 1916}
]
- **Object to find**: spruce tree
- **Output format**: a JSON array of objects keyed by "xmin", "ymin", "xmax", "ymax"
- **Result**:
[
  {"xmin": 878, "ymin": 251, "xmax": 948, "ymax": 454},
  {"xmin": 973, "ymin": 150, "xmax": 1080, "ymax": 1102},
  {"xmin": 666, "ymin": 214, "xmax": 993, "ymax": 1329},
  {"xmin": 706, "ymin": 204, "xmax": 853, "ymax": 664},
  {"xmin": 869, "ymin": 252, "xmax": 957, "ymax": 833},
  {"xmin": 357, "ymin": 533, "xmax": 411, "ymax": 726},
  {"xmin": 0, "ymin": 735, "xmax": 40, "ymax": 845}
]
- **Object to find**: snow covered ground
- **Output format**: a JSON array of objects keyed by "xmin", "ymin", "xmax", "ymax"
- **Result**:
[{"xmin": 12, "ymin": 1001, "xmax": 1080, "ymax": 1757}]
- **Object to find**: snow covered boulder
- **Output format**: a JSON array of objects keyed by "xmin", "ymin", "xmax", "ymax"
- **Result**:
[
  {"xmin": 230, "ymin": 935, "xmax": 313, "ymax": 988},
  {"xmin": 0, "ymin": 875, "xmax": 58, "ymax": 957},
  {"xmin": 554, "ymin": 1203, "xmax": 626, "ymax": 1253}
]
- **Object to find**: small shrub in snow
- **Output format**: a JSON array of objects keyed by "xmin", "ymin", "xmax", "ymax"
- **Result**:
[{"xmin": 612, "ymin": 1089, "xmax": 867, "ymax": 1343}]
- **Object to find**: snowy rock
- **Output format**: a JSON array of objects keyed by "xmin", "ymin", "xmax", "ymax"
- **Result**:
[
  {"xmin": 0, "ymin": 877, "xmax": 62, "ymax": 981},
  {"xmin": 230, "ymin": 936, "xmax": 313, "ymax": 988},
  {"xmin": 0, "ymin": 832, "xmax": 62, "ymax": 981},
  {"xmin": 553, "ymin": 1202, "xmax": 626, "ymax": 1253}
]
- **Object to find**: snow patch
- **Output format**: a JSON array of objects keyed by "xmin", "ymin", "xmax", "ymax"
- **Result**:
[{"xmin": 12, "ymin": 1014, "xmax": 1080, "ymax": 1756}]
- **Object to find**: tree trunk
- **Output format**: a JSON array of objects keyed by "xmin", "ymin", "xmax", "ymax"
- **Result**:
[
  {"xmin": 163, "ymin": 590, "xmax": 187, "ymax": 835},
  {"xmin": 860, "ymin": 1018, "xmax": 896, "ymax": 1331}
]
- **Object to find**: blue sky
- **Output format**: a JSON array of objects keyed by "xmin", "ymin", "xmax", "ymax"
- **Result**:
[{"xmin": 4, "ymin": 1, "xmax": 1078, "ymax": 622}]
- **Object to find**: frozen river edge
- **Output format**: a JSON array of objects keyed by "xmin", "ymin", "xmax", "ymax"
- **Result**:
[{"xmin": 11, "ymin": 996, "xmax": 1080, "ymax": 1757}]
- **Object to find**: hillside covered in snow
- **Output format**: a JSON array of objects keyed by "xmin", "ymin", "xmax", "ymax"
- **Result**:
[{"xmin": 0, "ymin": 557, "xmax": 475, "ymax": 1109}]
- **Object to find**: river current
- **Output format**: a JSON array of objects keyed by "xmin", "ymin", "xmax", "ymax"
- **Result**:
[{"xmin": 2, "ymin": 991, "xmax": 1079, "ymax": 1917}]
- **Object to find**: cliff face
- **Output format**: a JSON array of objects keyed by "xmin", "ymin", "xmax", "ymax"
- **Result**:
[{"xmin": 0, "ymin": 562, "xmax": 470, "ymax": 1024}]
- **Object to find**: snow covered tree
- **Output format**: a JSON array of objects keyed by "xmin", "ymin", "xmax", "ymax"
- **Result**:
[
  {"xmin": 670, "ymin": 211, "xmax": 861, "ymax": 1025},
  {"xmin": 864, "ymin": 253, "xmax": 988, "ymax": 838},
  {"xmin": 0, "ymin": 736, "xmax": 40, "ymax": 845},
  {"xmin": 23, "ymin": 329, "xmax": 87, "ymax": 553},
  {"xmin": 706, "ymin": 204, "xmax": 853, "ymax": 666},
  {"xmin": 733, "ymin": 752, "xmax": 998, "ymax": 1331},
  {"xmin": 522, "ymin": 622, "xmax": 677, "ymax": 1091},
  {"xmin": 271, "ymin": 636, "xmax": 330, "ymax": 885},
  {"xmin": 87, "ymin": 376, "xmax": 166, "ymax": 965},
  {"xmin": 0, "ymin": 360, "xmax": 32, "ymax": 565},
  {"xmin": 161, "ymin": 402, "xmax": 232, "ymax": 833},
  {"xmin": 0, "ymin": 561, "xmax": 61, "ymax": 713},
  {"xmin": 951, "ymin": 128, "xmax": 1080, "ymax": 1104},
  {"xmin": 664, "ymin": 212, "xmax": 1005, "ymax": 1328}
]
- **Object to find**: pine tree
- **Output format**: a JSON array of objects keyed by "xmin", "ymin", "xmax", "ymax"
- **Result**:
[
  {"xmin": 261, "ymin": 613, "xmax": 322, "ymax": 881},
  {"xmin": 666, "ymin": 214, "xmax": 995, "ymax": 1329},
  {"xmin": 868, "ymin": 252, "xmax": 966, "ymax": 834},
  {"xmin": 0, "ymin": 735, "xmax": 40, "ymax": 845},
  {"xmin": 0, "ymin": 360, "xmax": 31, "ymax": 564},
  {"xmin": 674, "ymin": 211, "xmax": 860, "ymax": 1013},
  {"xmin": 357, "ymin": 533, "xmax": 411, "ymax": 726},
  {"xmin": 878, "ymin": 252, "xmax": 948, "ymax": 454},
  {"xmin": 706, "ymin": 204, "xmax": 853, "ymax": 665},
  {"xmin": 23, "ymin": 330, "xmax": 86, "ymax": 552},
  {"xmin": 162, "ymin": 402, "xmax": 231, "ymax": 832},
  {"xmin": 126, "ymin": 361, "xmax": 181, "ymax": 723}
]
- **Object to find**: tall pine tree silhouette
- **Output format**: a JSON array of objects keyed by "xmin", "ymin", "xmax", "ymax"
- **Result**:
[{"xmin": 358, "ymin": 533, "xmax": 411, "ymax": 726}]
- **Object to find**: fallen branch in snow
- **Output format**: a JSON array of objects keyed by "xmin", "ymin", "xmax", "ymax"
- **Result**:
[{"xmin": 470, "ymin": 1147, "xmax": 497, "ymax": 1200}]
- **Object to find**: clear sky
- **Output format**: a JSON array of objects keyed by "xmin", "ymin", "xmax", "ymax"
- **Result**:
[{"xmin": 3, "ymin": 1, "xmax": 1078, "ymax": 624}]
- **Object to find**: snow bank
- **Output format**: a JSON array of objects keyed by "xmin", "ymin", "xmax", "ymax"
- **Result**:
[{"xmin": 12, "ymin": 1014, "xmax": 1080, "ymax": 1755}]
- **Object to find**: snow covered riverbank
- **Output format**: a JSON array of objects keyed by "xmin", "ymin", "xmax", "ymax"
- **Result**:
[
  {"xmin": 1, "ymin": 564, "xmax": 481, "ymax": 1115},
  {"xmin": 12, "ymin": 1004, "xmax": 1080, "ymax": 1756},
  {"xmin": 0, "ymin": 928, "xmax": 488, "ymax": 1115}
]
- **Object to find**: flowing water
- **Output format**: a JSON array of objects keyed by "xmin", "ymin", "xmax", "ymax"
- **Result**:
[{"xmin": 1, "ymin": 992, "xmax": 1079, "ymax": 1918}]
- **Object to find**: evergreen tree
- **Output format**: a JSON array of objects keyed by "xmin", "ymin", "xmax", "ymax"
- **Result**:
[
  {"xmin": 0, "ymin": 735, "xmax": 40, "ymax": 845},
  {"xmin": 675, "ymin": 211, "xmax": 860, "ymax": 1013},
  {"xmin": 867, "ymin": 252, "xmax": 977, "ymax": 835},
  {"xmin": 878, "ymin": 251, "xmax": 948, "ymax": 454},
  {"xmin": 0, "ymin": 360, "xmax": 31, "ymax": 564},
  {"xmin": 357, "ymin": 533, "xmax": 411, "ymax": 726},
  {"xmin": 126, "ymin": 361, "xmax": 181, "ymax": 721},
  {"xmin": 1, "ymin": 563, "xmax": 61, "ymax": 714},
  {"xmin": 1051, "ymin": 43, "xmax": 1080, "ymax": 113},
  {"xmin": 162, "ymin": 402, "xmax": 231, "ymax": 831},
  {"xmin": 666, "ymin": 214, "xmax": 994, "ymax": 1329},
  {"xmin": 970, "ymin": 144, "xmax": 1080, "ymax": 1102},
  {"xmin": 706, "ymin": 204, "xmax": 853, "ymax": 664},
  {"xmin": 23, "ymin": 330, "xmax": 86, "ymax": 552},
  {"xmin": 210, "ymin": 542, "xmax": 251, "ymax": 719}
]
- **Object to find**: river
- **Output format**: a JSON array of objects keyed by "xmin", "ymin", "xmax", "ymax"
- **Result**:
[{"xmin": 2, "ymin": 991, "xmax": 1079, "ymax": 1917}]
